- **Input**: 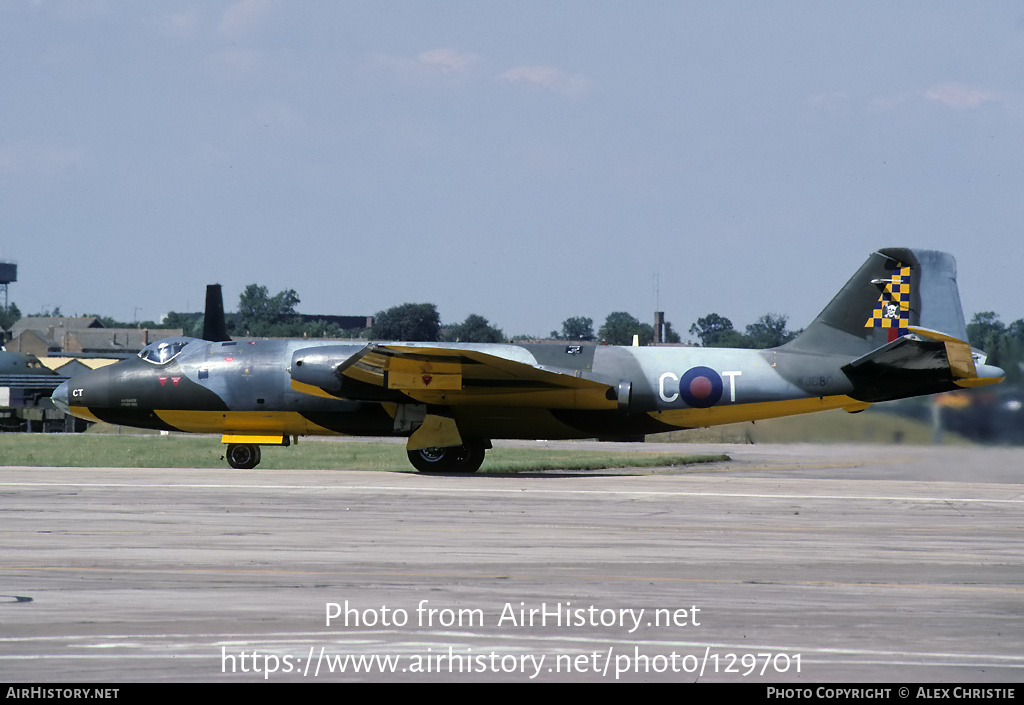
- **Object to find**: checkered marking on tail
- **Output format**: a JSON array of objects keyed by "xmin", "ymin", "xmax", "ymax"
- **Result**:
[{"xmin": 865, "ymin": 265, "xmax": 911, "ymax": 341}]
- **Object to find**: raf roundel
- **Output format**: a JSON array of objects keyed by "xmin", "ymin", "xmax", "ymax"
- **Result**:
[{"xmin": 679, "ymin": 366, "xmax": 724, "ymax": 408}]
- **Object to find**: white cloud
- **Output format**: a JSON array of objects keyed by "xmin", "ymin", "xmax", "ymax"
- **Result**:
[
  {"xmin": 924, "ymin": 82, "xmax": 998, "ymax": 110},
  {"xmin": 499, "ymin": 65, "xmax": 592, "ymax": 98},
  {"xmin": 218, "ymin": 0, "xmax": 278, "ymax": 41},
  {"xmin": 161, "ymin": 8, "xmax": 203, "ymax": 39},
  {"xmin": 369, "ymin": 47, "xmax": 478, "ymax": 82},
  {"xmin": 417, "ymin": 48, "xmax": 475, "ymax": 73},
  {"xmin": 807, "ymin": 91, "xmax": 851, "ymax": 113},
  {"xmin": 41, "ymin": 0, "xmax": 113, "ymax": 21}
]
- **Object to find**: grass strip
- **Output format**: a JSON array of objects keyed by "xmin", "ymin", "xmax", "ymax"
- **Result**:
[{"xmin": 0, "ymin": 434, "xmax": 728, "ymax": 473}]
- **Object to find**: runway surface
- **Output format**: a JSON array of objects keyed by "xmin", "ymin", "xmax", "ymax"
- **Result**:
[{"xmin": 1, "ymin": 441, "xmax": 1022, "ymax": 683}]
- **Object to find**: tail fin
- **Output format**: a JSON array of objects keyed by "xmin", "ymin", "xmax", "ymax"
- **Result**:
[
  {"xmin": 783, "ymin": 248, "xmax": 1003, "ymax": 401},
  {"xmin": 783, "ymin": 248, "xmax": 967, "ymax": 357}
]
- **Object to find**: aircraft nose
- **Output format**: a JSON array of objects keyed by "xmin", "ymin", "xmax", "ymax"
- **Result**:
[{"xmin": 51, "ymin": 380, "xmax": 70, "ymax": 413}]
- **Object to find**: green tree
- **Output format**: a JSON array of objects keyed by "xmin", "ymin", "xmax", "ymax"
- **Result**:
[
  {"xmin": 966, "ymin": 312, "xmax": 1005, "ymax": 352},
  {"xmin": 0, "ymin": 302, "xmax": 21, "ymax": 332},
  {"xmin": 28, "ymin": 306, "xmax": 61, "ymax": 318},
  {"xmin": 690, "ymin": 313, "xmax": 743, "ymax": 347},
  {"xmin": 716, "ymin": 329, "xmax": 756, "ymax": 348},
  {"xmin": 967, "ymin": 311, "xmax": 1024, "ymax": 384},
  {"xmin": 162, "ymin": 311, "xmax": 203, "ymax": 338},
  {"xmin": 744, "ymin": 313, "xmax": 798, "ymax": 348},
  {"xmin": 599, "ymin": 312, "xmax": 654, "ymax": 346},
  {"xmin": 300, "ymin": 320, "xmax": 346, "ymax": 339},
  {"xmin": 689, "ymin": 312, "xmax": 799, "ymax": 348},
  {"xmin": 1001, "ymin": 319, "xmax": 1024, "ymax": 385},
  {"xmin": 238, "ymin": 285, "xmax": 300, "ymax": 335},
  {"xmin": 441, "ymin": 314, "xmax": 505, "ymax": 343},
  {"xmin": 372, "ymin": 303, "xmax": 440, "ymax": 341},
  {"xmin": 560, "ymin": 316, "xmax": 594, "ymax": 341},
  {"xmin": 93, "ymin": 315, "xmax": 159, "ymax": 329}
]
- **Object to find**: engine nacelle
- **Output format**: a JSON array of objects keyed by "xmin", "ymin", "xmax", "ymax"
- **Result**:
[{"xmin": 290, "ymin": 345, "xmax": 365, "ymax": 393}]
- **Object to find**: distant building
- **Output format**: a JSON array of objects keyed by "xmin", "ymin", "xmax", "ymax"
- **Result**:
[
  {"xmin": 8, "ymin": 317, "xmax": 180, "ymax": 356},
  {"xmin": 8, "ymin": 329, "xmax": 55, "ymax": 357},
  {"xmin": 9, "ymin": 315, "xmax": 104, "ymax": 335},
  {"xmin": 8, "ymin": 317, "xmax": 105, "ymax": 356},
  {"xmin": 62, "ymin": 328, "xmax": 183, "ymax": 355}
]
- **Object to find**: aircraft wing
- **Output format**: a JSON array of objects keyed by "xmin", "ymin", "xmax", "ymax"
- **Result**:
[{"xmin": 292, "ymin": 343, "xmax": 625, "ymax": 411}]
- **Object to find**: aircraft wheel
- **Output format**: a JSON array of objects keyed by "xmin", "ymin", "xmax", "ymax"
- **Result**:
[
  {"xmin": 448, "ymin": 443, "xmax": 486, "ymax": 473},
  {"xmin": 407, "ymin": 444, "xmax": 485, "ymax": 473},
  {"xmin": 226, "ymin": 443, "xmax": 261, "ymax": 469}
]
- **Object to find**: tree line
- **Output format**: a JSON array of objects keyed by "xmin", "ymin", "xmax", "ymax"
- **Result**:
[
  {"xmin": 966, "ymin": 312, "xmax": 1024, "ymax": 385},
  {"xmin": 209, "ymin": 287, "xmax": 1024, "ymax": 387},
  {"xmin": 5, "ymin": 287, "xmax": 1023, "ymax": 384}
]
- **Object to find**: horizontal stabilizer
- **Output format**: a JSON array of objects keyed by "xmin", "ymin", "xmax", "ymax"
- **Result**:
[{"xmin": 842, "ymin": 328, "xmax": 1003, "ymax": 403}]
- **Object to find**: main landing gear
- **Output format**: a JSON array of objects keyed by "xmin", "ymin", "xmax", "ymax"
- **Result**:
[
  {"xmin": 223, "ymin": 440, "xmax": 488, "ymax": 473},
  {"xmin": 406, "ymin": 443, "xmax": 487, "ymax": 473},
  {"xmin": 226, "ymin": 443, "xmax": 261, "ymax": 469}
]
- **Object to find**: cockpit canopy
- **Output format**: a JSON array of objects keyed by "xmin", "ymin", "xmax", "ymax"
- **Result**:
[{"xmin": 138, "ymin": 337, "xmax": 194, "ymax": 364}]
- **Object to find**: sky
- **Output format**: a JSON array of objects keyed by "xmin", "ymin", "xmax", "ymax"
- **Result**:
[{"xmin": 2, "ymin": 1, "xmax": 1023, "ymax": 340}]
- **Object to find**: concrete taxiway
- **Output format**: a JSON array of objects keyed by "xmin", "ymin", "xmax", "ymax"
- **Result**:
[{"xmin": 1, "ymin": 441, "xmax": 1022, "ymax": 683}]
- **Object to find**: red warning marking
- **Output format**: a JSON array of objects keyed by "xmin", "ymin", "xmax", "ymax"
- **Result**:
[
  {"xmin": 172, "ymin": 377, "xmax": 181, "ymax": 386},
  {"xmin": 422, "ymin": 375, "xmax": 433, "ymax": 386},
  {"xmin": 158, "ymin": 377, "xmax": 167, "ymax": 386}
]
